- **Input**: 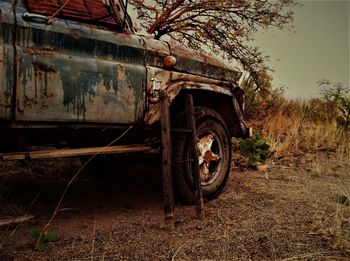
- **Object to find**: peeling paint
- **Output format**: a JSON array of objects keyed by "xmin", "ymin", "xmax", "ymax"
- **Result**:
[
  {"xmin": 11, "ymin": 3, "xmax": 146, "ymax": 124},
  {"xmin": 16, "ymin": 48, "xmax": 145, "ymax": 123},
  {"xmin": 0, "ymin": 47, "xmax": 14, "ymax": 119},
  {"xmin": 0, "ymin": 1, "xmax": 15, "ymax": 120},
  {"xmin": 1, "ymin": 1, "xmax": 246, "ymax": 132}
]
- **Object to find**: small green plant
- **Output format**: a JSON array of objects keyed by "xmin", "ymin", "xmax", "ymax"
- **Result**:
[
  {"xmin": 238, "ymin": 133, "xmax": 271, "ymax": 165},
  {"xmin": 29, "ymin": 228, "xmax": 58, "ymax": 251},
  {"xmin": 297, "ymin": 99, "xmax": 314, "ymax": 119}
]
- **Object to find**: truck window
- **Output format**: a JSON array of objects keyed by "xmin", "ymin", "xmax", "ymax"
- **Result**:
[{"xmin": 26, "ymin": 0, "xmax": 124, "ymax": 29}]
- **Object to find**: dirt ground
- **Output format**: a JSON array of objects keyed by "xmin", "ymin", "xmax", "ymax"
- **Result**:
[{"xmin": 0, "ymin": 153, "xmax": 349, "ymax": 261}]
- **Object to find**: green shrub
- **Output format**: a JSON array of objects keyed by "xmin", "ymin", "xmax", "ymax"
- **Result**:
[
  {"xmin": 297, "ymin": 99, "xmax": 314, "ymax": 119},
  {"xmin": 238, "ymin": 134, "xmax": 271, "ymax": 165}
]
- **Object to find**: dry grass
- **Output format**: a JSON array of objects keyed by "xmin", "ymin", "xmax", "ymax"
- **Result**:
[
  {"xmin": 280, "ymin": 135, "xmax": 350, "ymax": 254},
  {"xmin": 254, "ymin": 101, "xmax": 350, "ymax": 161},
  {"xmin": 247, "ymin": 99, "xmax": 350, "ymax": 253},
  {"xmin": 311, "ymin": 185, "xmax": 350, "ymax": 253}
]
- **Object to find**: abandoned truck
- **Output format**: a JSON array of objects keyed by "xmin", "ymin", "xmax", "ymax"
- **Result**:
[{"xmin": 0, "ymin": 0, "xmax": 250, "ymax": 203}]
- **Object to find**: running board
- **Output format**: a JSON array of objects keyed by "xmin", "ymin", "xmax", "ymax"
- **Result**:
[{"xmin": 0, "ymin": 145, "xmax": 153, "ymax": 161}]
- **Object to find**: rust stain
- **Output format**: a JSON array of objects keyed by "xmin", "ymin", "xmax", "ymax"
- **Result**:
[
  {"xmin": 22, "ymin": 47, "xmax": 57, "ymax": 56},
  {"xmin": 23, "ymin": 95, "xmax": 38, "ymax": 110},
  {"xmin": 16, "ymin": 99, "xmax": 24, "ymax": 115},
  {"xmin": 32, "ymin": 61, "xmax": 56, "ymax": 73},
  {"xmin": 203, "ymin": 150, "xmax": 216, "ymax": 164},
  {"xmin": 42, "ymin": 92, "xmax": 54, "ymax": 98}
]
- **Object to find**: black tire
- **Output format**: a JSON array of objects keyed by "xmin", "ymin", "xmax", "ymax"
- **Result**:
[{"xmin": 172, "ymin": 106, "xmax": 231, "ymax": 204}]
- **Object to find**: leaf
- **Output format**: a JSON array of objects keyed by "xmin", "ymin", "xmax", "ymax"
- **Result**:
[
  {"xmin": 46, "ymin": 230, "xmax": 58, "ymax": 242},
  {"xmin": 29, "ymin": 229, "xmax": 41, "ymax": 240},
  {"xmin": 36, "ymin": 242, "xmax": 49, "ymax": 252}
]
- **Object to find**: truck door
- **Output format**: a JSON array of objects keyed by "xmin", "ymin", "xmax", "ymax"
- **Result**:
[
  {"xmin": 0, "ymin": 0, "xmax": 15, "ymax": 120},
  {"xmin": 14, "ymin": 0, "xmax": 146, "ymax": 124}
]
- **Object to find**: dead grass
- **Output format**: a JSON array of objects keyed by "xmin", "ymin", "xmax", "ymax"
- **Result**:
[
  {"xmin": 246, "ymin": 99, "xmax": 350, "ymax": 254},
  {"xmin": 257, "ymin": 102, "xmax": 350, "ymax": 161},
  {"xmin": 310, "ymin": 185, "xmax": 350, "ymax": 253}
]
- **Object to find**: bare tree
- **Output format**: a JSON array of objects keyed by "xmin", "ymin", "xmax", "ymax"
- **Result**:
[{"xmin": 130, "ymin": 0, "xmax": 297, "ymax": 92}]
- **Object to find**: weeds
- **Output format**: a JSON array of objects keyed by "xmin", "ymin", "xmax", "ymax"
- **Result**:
[
  {"xmin": 29, "ymin": 228, "xmax": 58, "ymax": 251},
  {"xmin": 318, "ymin": 79, "xmax": 349, "ymax": 122},
  {"xmin": 297, "ymin": 99, "xmax": 314, "ymax": 119},
  {"xmin": 237, "ymin": 133, "xmax": 271, "ymax": 166},
  {"xmin": 39, "ymin": 126, "xmax": 134, "ymax": 243},
  {"xmin": 257, "ymin": 102, "xmax": 350, "ymax": 158},
  {"xmin": 241, "ymin": 78, "xmax": 350, "ymax": 158},
  {"xmin": 241, "ymin": 79, "xmax": 350, "ymax": 255},
  {"xmin": 310, "ymin": 194, "xmax": 350, "ymax": 253}
]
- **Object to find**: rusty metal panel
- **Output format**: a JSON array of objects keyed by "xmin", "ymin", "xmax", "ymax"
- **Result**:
[
  {"xmin": 142, "ymin": 37, "xmax": 170, "ymax": 68},
  {"xmin": 144, "ymin": 66, "xmax": 233, "ymax": 125},
  {"xmin": 16, "ymin": 51, "xmax": 145, "ymax": 123},
  {"xmin": 168, "ymin": 41, "xmax": 241, "ymax": 83},
  {"xmin": 0, "ymin": 1, "xmax": 15, "ymax": 120},
  {"xmin": 14, "ymin": 6, "xmax": 146, "ymax": 124},
  {"xmin": 25, "ymin": 0, "xmax": 132, "ymax": 31},
  {"xmin": 141, "ymin": 36, "xmax": 241, "ymax": 84},
  {"xmin": 0, "ymin": 47, "xmax": 14, "ymax": 120},
  {"xmin": 27, "ymin": 0, "xmax": 118, "ymax": 26}
]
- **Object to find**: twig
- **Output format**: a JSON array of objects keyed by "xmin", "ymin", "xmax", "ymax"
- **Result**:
[
  {"xmin": 0, "ymin": 215, "xmax": 35, "ymax": 226},
  {"xmin": 0, "ymin": 192, "xmax": 40, "ymax": 250},
  {"xmin": 10, "ymin": 192, "xmax": 40, "ymax": 236},
  {"xmin": 90, "ymin": 212, "xmax": 97, "ymax": 261},
  {"xmin": 171, "ymin": 242, "xmax": 187, "ymax": 261},
  {"xmin": 47, "ymin": 0, "xmax": 71, "ymax": 24},
  {"xmin": 281, "ymin": 252, "xmax": 346, "ymax": 261},
  {"xmin": 37, "ymin": 126, "xmax": 134, "ymax": 249}
]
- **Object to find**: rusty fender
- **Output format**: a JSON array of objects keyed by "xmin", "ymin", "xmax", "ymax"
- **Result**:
[{"xmin": 144, "ymin": 81, "xmax": 250, "ymax": 138}]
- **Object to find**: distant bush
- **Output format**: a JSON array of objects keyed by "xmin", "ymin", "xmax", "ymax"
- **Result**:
[
  {"xmin": 318, "ymin": 79, "xmax": 350, "ymax": 123},
  {"xmin": 240, "ymin": 78, "xmax": 350, "ymax": 157},
  {"xmin": 336, "ymin": 96, "xmax": 350, "ymax": 130}
]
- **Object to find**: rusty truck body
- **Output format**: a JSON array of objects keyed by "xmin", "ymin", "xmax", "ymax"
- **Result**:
[{"xmin": 0, "ymin": 0, "xmax": 249, "ymax": 202}]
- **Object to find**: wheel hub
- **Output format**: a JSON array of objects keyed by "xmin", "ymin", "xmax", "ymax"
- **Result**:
[{"xmin": 197, "ymin": 134, "xmax": 221, "ymax": 182}]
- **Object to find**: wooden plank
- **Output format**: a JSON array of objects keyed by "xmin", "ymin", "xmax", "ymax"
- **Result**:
[
  {"xmin": 185, "ymin": 94, "xmax": 204, "ymax": 221},
  {"xmin": 0, "ymin": 145, "xmax": 152, "ymax": 161},
  {"xmin": 0, "ymin": 215, "xmax": 34, "ymax": 226},
  {"xmin": 160, "ymin": 91, "xmax": 175, "ymax": 229}
]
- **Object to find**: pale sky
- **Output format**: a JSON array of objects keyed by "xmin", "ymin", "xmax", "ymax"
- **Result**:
[{"xmin": 254, "ymin": 0, "xmax": 349, "ymax": 98}]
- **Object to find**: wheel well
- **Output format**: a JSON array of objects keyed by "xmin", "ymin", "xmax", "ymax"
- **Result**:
[{"xmin": 170, "ymin": 89, "xmax": 241, "ymax": 137}]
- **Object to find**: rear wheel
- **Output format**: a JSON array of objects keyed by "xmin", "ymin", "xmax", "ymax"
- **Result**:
[{"xmin": 173, "ymin": 107, "xmax": 231, "ymax": 204}]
